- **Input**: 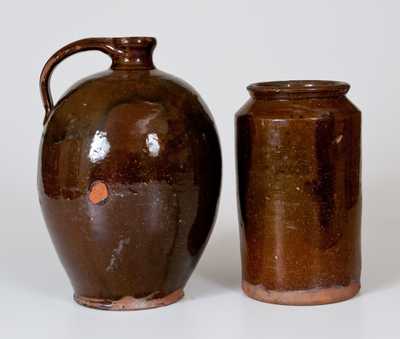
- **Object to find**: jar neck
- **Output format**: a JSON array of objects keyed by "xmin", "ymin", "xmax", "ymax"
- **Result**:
[
  {"xmin": 248, "ymin": 80, "xmax": 350, "ymax": 100},
  {"xmin": 109, "ymin": 37, "xmax": 156, "ymax": 70}
]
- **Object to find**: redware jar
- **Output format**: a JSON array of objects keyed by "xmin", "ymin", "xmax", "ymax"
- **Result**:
[{"xmin": 236, "ymin": 80, "xmax": 362, "ymax": 305}]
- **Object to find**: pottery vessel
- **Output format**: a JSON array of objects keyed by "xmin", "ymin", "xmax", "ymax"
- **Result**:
[
  {"xmin": 236, "ymin": 81, "xmax": 361, "ymax": 305},
  {"xmin": 38, "ymin": 37, "xmax": 221, "ymax": 310}
]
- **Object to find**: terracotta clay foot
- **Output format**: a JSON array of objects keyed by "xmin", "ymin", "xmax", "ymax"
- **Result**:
[
  {"xmin": 242, "ymin": 280, "xmax": 360, "ymax": 306},
  {"xmin": 74, "ymin": 289, "xmax": 184, "ymax": 311}
]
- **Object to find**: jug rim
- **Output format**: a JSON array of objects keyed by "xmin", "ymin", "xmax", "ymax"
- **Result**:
[{"xmin": 110, "ymin": 36, "xmax": 157, "ymax": 47}]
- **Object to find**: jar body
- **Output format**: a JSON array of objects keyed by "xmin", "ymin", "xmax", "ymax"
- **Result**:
[
  {"xmin": 38, "ymin": 64, "xmax": 221, "ymax": 310},
  {"xmin": 236, "ymin": 82, "xmax": 361, "ymax": 305}
]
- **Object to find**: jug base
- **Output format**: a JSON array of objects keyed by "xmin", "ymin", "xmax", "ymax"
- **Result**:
[
  {"xmin": 242, "ymin": 280, "xmax": 360, "ymax": 305},
  {"xmin": 74, "ymin": 289, "xmax": 184, "ymax": 311}
]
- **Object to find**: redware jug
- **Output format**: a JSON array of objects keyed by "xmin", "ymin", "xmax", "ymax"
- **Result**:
[{"xmin": 38, "ymin": 37, "xmax": 222, "ymax": 310}]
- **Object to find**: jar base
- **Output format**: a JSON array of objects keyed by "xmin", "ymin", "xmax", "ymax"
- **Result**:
[
  {"xmin": 74, "ymin": 289, "xmax": 184, "ymax": 311},
  {"xmin": 242, "ymin": 280, "xmax": 360, "ymax": 305}
]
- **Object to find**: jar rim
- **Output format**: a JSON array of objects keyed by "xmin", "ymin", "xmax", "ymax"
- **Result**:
[{"xmin": 247, "ymin": 80, "xmax": 350, "ymax": 99}]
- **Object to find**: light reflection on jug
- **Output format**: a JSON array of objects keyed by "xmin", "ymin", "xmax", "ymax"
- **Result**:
[
  {"xmin": 89, "ymin": 131, "xmax": 111, "ymax": 163},
  {"xmin": 146, "ymin": 133, "xmax": 160, "ymax": 157}
]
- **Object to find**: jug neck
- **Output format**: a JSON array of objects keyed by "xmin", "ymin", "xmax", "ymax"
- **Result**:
[{"xmin": 109, "ymin": 37, "xmax": 156, "ymax": 70}]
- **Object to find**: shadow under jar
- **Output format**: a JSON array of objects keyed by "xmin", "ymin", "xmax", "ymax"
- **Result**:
[
  {"xmin": 38, "ymin": 37, "xmax": 222, "ymax": 310},
  {"xmin": 236, "ymin": 81, "xmax": 362, "ymax": 305}
]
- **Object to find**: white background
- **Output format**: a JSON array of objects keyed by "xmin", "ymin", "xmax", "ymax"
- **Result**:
[{"xmin": 1, "ymin": 0, "xmax": 399, "ymax": 338}]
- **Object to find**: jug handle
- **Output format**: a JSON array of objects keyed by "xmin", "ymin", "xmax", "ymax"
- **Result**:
[{"xmin": 39, "ymin": 38, "xmax": 115, "ymax": 124}]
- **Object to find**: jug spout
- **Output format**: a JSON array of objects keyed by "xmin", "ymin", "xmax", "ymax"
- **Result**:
[{"xmin": 110, "ymin": 37, "xmax": 156, "ymax": 70}]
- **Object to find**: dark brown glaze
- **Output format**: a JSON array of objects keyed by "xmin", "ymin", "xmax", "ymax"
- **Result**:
[
  {"xmin": 236, "ymin": 81, "xmax": 361, "ymax": 305},
  {"xmin": 38, "ymin": 37, "xmax": 221, "ymax": 310}
]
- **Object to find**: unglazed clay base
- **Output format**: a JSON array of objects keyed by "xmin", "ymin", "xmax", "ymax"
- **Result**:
[
  {"xmin": 242, "ymin": 281, "xmax": 360, "ymax": 306},
  {"xmin": 74, "ymin": 289, "xmax": 184, "ymax": 311}
]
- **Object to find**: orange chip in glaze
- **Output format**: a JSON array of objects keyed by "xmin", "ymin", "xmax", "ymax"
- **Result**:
[{"xmin": 89, "ymin": 181, "xmax": 109, "ymax": 204}]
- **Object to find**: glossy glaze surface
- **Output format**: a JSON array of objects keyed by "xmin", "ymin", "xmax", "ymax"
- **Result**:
[
  {"xmin": 236, "ymin": 81, "xmax": 361, "ymax": 305},
  {"xmin": 38, "ymin": 37, "xmax": 221, "ymax": 310}
]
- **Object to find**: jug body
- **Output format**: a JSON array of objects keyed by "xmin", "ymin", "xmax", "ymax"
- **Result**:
[{"xmin": 38, "ymin": 37, "xmax": 222, "ymax": 310}]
